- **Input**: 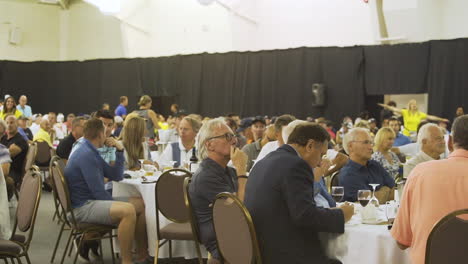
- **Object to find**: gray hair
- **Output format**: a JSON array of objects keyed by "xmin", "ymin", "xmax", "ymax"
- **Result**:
[
  {"xmin": 343, "ymin": 128, "xmax": 370, "ymax": 154},
  {"xmin": 417, "ymin": 123, "xmax": 441, "ymax": 146},
  {"xmin": 196, "ymin": 117, "xmax": 230, "ymax": 160},
  {"xmin": 282, "ymin": 120, "xmax": 308, "ymax": 144}
]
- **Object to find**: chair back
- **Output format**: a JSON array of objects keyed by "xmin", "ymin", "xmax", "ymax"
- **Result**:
[
  {"xmin": 155, "ymin": 169, "xmax": 192, "ymax": 223},
  {"xmin": 183, "ymin": 177, "xmax": 202, "ymax": 244},
  {"xmin": 329, "ymin": 170, "xmax": 340, "ymax": 193},
  {"xmin": 425, "ymin": 209, "xmax": 468, "ymax": 264},
  {"xmin": 23, "ymin": 142, "xmax": 37, "ymax": 173},
  {"xmin": 213, "ymin": 192, "xmax": 262, "ymax": 264},
  {"xmin": 50, "ymin": 159, "xmax": 76, "ymax": 227},
  {"xmin": 35, "ymin": 140, "xmax": 52, "ymax": 165},
  {"xmin": 12, "ymin": 168, "xmax": 42, "ymax": 251}
]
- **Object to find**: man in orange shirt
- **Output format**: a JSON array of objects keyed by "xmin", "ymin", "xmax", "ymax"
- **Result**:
[{"xmin": 391, "ymin": 114, "xmax": 468, "ymax": 264}]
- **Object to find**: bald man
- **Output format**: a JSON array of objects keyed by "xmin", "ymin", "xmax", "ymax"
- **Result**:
[
  {"xmin": 17, "ymin": 95, "xmax": 32, "ymax": 118},
  {"xmin": 33, "ymin": 119, "xmax": 54, "ymax": 147}
]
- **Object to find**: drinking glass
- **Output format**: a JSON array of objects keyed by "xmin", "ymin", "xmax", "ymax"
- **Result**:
[
  {"xmin": 368, "ymin": 183, "xmax": 380, "ymax": 207},
  {"xmin": 331, "ymin": 187, "xmax": 344, "ymax": 203},
  {"xmin": 357, "ymin": 190, "xmax": 372, "ymax": 207}
]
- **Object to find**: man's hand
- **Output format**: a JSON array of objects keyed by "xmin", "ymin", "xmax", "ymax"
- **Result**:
[
  {"xmin": 231, "ymin": 146, "xmax": 247, "ymax": 176},
  {"xmin": 339, "ymin": 202, "xmax": 355, "ymax": 222},
  {"xmin": 105, "ymin": 137, "xmax": 123, "ymax": 151},
  {"xmin": 313, "ymin": 158, "xmax": 332, "ymax": 182}
]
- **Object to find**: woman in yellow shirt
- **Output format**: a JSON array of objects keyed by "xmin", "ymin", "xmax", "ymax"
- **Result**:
[
  {"xmin": 379, "ymin": 99, "xmax": 449, "ymax": 137},
  {"xmin": 0, "ymin": 96, "xmax": 22, "ymax": 120}
]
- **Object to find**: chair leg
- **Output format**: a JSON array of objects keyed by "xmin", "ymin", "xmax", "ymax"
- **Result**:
[
  {"xmin": 24, "ymin": 253, "xmax": 31, "ymax": 264},
  {"xmin": 168, "ymin": 240, "xmax": 172, "ymax": 259},
  {"xmin": 109, "ymin": 233, "xmax": 116, "ymax": 264},
  {"xmin": 153, "ymin": 240, "xmax": 160, "ymax": 264},
  {"xmin": 50, "ymin": 221, "xmax": 66, "ymax": 263},
  {"xmin": 15, "ymin": 258, "xmax": 22, "ymax": 264},
  {"xmin": 73, "ymin": 234, "xmax": 84, "ymax": 264},
  {"xmin": 60, "ymin": 230, "xmax": 74, "ymax": 264},
  {"xmin": 194, "ymin": 241, "xmax": 203, "ymax": 264}
]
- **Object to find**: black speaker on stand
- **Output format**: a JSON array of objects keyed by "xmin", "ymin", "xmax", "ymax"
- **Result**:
[{"xmin": 311, "ymin": 83, "xmax": 326, "ymax": 107}]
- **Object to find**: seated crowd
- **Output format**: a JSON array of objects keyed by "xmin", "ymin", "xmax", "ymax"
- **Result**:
[{"xmin": 0, "ymin": 93, "xmax": 466, "ymax": 264}]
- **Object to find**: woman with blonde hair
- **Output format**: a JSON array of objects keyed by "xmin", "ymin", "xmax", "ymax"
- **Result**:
[
  {"xmin": 120, "ymin": 114, "xmax": 156, "ymax": 170},
  {"xmin": 379, "ymin": 99, "xmax": 449, "ymax": 138},
  {"xmin": 0, "ymin": 96, "xmax": 22, "ymax": 120},
  {"xmin": 371, "ymin": 127, "xmax": 400, "ymax": 179},
  {"xmin": 133, "ymin": 95, "xmax": 160, "ymax": 139}
]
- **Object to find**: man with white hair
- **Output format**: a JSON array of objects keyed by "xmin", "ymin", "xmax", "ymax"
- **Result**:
[
  {"xmin": 339, "ymin": 128, "xmax": 395, "ymax": 203},
  {"xmin": 17, "ymin": 95, "xmax": 32, "ymax": 118},
  {"xmin": 189, "ymin": 118, "xmax": 248, "ymax": 264},
  {"xmin": 403, "ymin": 123, "xmax": 446, "ymax": 178}
]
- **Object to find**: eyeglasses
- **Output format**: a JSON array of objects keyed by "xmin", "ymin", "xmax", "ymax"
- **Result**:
[
  {"xmin": 207, "ymin": 133, "xmax": 235, "ymax": 142},
  {"xmin": 352, "ymin": 140, "xmax": 374, "ymax": 146}
]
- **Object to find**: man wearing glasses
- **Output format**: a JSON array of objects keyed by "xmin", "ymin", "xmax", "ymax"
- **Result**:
[
  {"xmin": 339, "ymin": 128, "xmax": 395, "ymax": 203},
  {"xmin": 189, "ymin": 118, "xmax": 248, "ymax": 264}
]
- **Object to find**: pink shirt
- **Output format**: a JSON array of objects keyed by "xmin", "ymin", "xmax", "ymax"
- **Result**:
[{"xmin": 391, "ymin": 149, "xmax": 468, "ymax": 264}]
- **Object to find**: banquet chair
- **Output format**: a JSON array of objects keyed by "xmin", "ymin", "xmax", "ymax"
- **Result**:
[
  {"xmin": 328, "ymin": 171, "xmax": 340, "ymax": 193},
  {"xmin": 212, "ymin": 192, "xmax": 262, "ymax": 264},
  {"xmin": 183, "ymin": 177, "xmax": 204, "ymax": 264},
  {"xmin": 0, "ymin": 167, "xmax": 42, "ymax": 264},
  {"xmin": 49, "ymin": 155, "xmax": 65, "ymax": 223},
  {"xmin": 425, "ymin": 208, "xmax": 468, "ymax": 264},
  {"xmin": 154, "ymin": 169, "xmax": 202, "ymax": 263},
  {"xmin": 50, "ymin": 160, "xmax": 117, "ymax": 264}
]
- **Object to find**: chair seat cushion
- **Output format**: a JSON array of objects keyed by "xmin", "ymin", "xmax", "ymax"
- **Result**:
[
  {"xmin": 11, "ymin": 234, "xmax": 26, "ymax": 244},
  {"xmin": 160, "ymin": 222, "xmax": 194, "ymax": 240},
  {"xmin": 0, "ymin": 239, "xmax": 22, "ymax": 255}
]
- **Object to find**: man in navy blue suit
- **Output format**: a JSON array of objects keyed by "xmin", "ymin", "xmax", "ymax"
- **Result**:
[{"xmin": 245, "ymin": 123, "xmax": 354, "ymax": 264}]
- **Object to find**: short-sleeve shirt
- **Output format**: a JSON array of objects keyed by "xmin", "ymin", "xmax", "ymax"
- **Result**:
[
  {"xmin": 0, "ymin": 109, "xmax": 22, "ymax": 120},
  {"xmin": 401, "ymin": 109, "xmax": 427, "ymax": 136},
  {"xmin": 188, "ymin": 158, "xmax": 238, "ymax": 258},
  {"xmin": 115, "ymin": 104, "xmax": 127, "ymax": 117},
  {"xmin": 339, "ymin": 159, "xmax": 395, "ymax": 202},
  {"xmin": 56, "ymin": 133, "xmax": 77, "ymax": 160},
  {"xmin": 0, "ymin": 132, "xmax": 28, "ymax": 176},
  {"xmin": 391, "ymin": 149, "xmax": 468, "ymax": 264}
]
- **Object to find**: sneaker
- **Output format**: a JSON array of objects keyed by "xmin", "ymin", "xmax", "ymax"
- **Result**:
[
  {"xmin": 88, "ymin": 240, "xmax": 102, "ymax": 261},
  {"xmin": 73, "ymin": 235, "xmax": 90, "ymax": 263}
]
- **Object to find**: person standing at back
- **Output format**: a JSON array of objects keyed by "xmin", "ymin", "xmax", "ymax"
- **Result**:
[
  {"xmin": 115, "ymin": 96, "xmax": 128, "ymax": 120},
  {"xmin": 133, "ymin": 95, "xmax": 160, "ymax": 140}
]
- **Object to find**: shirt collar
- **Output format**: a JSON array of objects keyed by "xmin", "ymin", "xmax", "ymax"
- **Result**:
[
  {"xmin": 254, "ymin": 139, "xmax": 262, "ymax": 151},
  {"xmin": 347, "ymin": 159, "xmax": 371, "ymax": 170},
  {"xmin": 418, "ymin": 151, "xmax": 436, "ymax": 162},
  {"xmin": 449, "ymin": 149, "xmax": 468, "ymax": 159},
  {"xmin": 178, "ymin": 138, "xmax": 194, "ymax": 152},
  {"xmin": 286, "ymin": 144, "xmax": 302, "ymax": 158}
]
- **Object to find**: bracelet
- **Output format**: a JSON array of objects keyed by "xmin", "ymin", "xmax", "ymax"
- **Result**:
[{"xmin": 237, "ymin": 175, "xmax": 248, "ymax": 179}]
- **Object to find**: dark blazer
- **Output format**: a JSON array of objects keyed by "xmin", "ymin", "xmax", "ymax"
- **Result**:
[{"xmin": 244, "ymin": 144, "xmax": 345, "ymax": 264}]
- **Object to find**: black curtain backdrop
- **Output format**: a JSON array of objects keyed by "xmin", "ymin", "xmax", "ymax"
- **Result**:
[
  {"xmin": 427, "ymin": 39, "xmax": 468, "ymax": 122},
  {"xmin": 0, "ymin": 38, "xmax": 466, "ymax": 125}
]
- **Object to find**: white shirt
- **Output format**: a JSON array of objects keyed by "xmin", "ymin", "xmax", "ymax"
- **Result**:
[
  {"xmin": 30, "ymin": 123, "xmax": 40, "ymax": 136},
  {"xmin": 255, "ymin": 140, "xmax": 280, "ymax": 164},
  {"xmin": 399, "ymin": 143, "xmax": 449, "ymax": 159},
  {"xmin": 53, "ymin": 123, "xmax": 67, "ymax": 140},
  {"xmin": 158, "ymin": 138, "xmax": 194, "ymax": 167},
  {"xmin": 403, "ymin": 151, "xmax": 435, "ymax": 178},
  {"xmin": 159, "ymin": 129, "xmax": 179, "ymax": 143}
]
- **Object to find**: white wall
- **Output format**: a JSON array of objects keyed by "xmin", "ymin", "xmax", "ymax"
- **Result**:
[
  {"xmin": 0, "ymin": 0, "xmax": 60, "ymax": 61},
  {"xmin": 441, "ymin": 0, "xmax": 468, "ymax": 40},
  {"xmin": 64, "ymin": 2, "xmax": 124, "ymax": 61}
]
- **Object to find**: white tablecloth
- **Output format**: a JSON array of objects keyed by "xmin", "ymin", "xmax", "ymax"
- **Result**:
[
  {"xmin": 112, "ymin": 172, "xmax": 207, "ymax": 259},
  {"xmin": 0, "ymin": 169, "xmax": 11, "ymax": 239},
  {"xmin": 322, "ymin": 205, "xmax": 411, "ymax": 264}
]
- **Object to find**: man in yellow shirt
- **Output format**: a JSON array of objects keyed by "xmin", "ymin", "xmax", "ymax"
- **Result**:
[{"xmin": 33, "ymin": 119, "xmax": 55, "ymax": 147}]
